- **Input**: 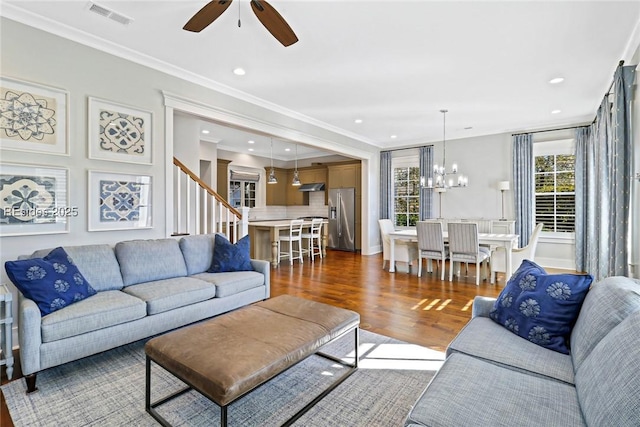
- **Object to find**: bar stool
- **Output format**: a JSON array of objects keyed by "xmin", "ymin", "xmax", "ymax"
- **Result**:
[
  {"xmin": 301, "ymin": 218, "xmax": 324, "ymax": 262},
  {"xmin": 278, "ymin": 219, "xmax": 304, "ymax": 265}
]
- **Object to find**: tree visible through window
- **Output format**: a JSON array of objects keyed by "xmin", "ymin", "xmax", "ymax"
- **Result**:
[
  {"xmin": 393, "ymin": 166, "xmax": 420, "ymax": 227},
  {"xmin": 534, "ymin": 154, "xmax": 575, "ymax": 232}
]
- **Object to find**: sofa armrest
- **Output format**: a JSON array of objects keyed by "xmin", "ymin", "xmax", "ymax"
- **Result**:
[
  {"xmin": 471, "ymin": 296, "xmax": 497, "ymax": 318},
  {"xmin": 18, "ymin": 294, "xmax": 42, "ymax": 375},
  {"xmin": 250, "ymin": 259, "xmax": 271, "ymax": 299}
]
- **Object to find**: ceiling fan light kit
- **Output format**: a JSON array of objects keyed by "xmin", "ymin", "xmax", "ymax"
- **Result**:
[{"xmin": 184, "ymin": 0, "xmax": 298, "ymax": 47}]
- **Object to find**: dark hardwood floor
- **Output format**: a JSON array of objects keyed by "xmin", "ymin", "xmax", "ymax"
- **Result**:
[{"xmin": 0, "ymin": 250, "xmax": 512, "ymax": 426}]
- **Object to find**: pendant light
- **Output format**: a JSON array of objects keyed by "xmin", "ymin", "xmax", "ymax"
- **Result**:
[
  {"xmin": 292, "ymin": 144, "xmax": 301, "ymax": 186},
  {"xmin": 268, "ymin": 138, "xmax": 277, "ymax": 184}
]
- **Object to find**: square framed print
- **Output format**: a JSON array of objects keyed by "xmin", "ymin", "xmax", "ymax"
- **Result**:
[
  {"xmin": 88, "ymin": 170, "xmax": 152, "ymax": 231},
  {"xmin": 0, "ymin": 77, "xmax": 69, "ymax": 155},
  {"xmin": 88, "ymin": 97, "xmax": 152, "ymax": 164},
  {"xmin": 0, "ymin": 163, "xmax": 71, "ymax": 236}
]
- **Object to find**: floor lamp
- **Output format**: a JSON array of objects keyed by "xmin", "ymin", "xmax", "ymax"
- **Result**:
[{"xmin": 498, "ymin": 181, "xmax": 510, "ymax": 221}]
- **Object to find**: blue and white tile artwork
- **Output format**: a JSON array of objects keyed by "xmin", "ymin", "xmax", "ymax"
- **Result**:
[
  {"xmin": 0, "ymin": 174, "xmax": 57, "ymax": 224},
  {"xmin": 0, "ymin": 88, "xmax": 57, "ymax": 144},
  {"xmin": 98, "ymin": 109, "xmax": 145, "ymax": 156},
  {"xmin": 99, "ymin": 179, "xmax": 144, "ymax": 222}
]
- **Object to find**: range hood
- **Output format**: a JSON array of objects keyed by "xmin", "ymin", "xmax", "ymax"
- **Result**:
[{"xmin": 298, "ymin": 183, "xmax": 326, "ymax": 192}]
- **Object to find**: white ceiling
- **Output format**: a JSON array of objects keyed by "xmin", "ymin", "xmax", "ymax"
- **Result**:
[{"xmin": 3, "ymin": 1, "xmax": 640, "ymax": 161}]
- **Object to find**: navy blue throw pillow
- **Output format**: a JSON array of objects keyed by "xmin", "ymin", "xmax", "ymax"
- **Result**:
[
  {"xmin": 208, "ymin": 234, "xmax": 253, "ymax": 273},
  {"xmin": 489, "ymin": 260, "xmax": 593, "ymax": 354},
  {"xmin": 5, "ymin": 247, "xmax": 97, "ymax": 316}
]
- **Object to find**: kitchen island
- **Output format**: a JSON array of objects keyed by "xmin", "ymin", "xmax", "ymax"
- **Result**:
[{"xmin": 248, "ymin": 219, "xmax": 328, "ymax": 267}]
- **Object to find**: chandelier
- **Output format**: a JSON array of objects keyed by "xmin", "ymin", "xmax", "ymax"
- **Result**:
[{"xmin": 421, "ymin": 109, "xmax": 468, "ymax": 190}]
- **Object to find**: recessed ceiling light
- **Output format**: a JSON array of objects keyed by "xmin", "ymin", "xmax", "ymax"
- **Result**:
[
  {"xmin": 354, "ymin": 119, "xmax": 363, "ymax": 124},
  {"xmin": 390, "ymin": 135, "xmax": 397, "ymax": 139},
  {"xmin": 551, "ymin": 109, "xmax": 562, "ymax": 114},
  {"xmin": 285, "ymin": 148, "xmax": 291, "ymax": 152},
  {"xmin": 233, "ymin": 67, "xmax": 246, "ymax": 76},
  {"xmin": 248, "ymin": 148, "xmax": 254, "ymax": 152},
  {"xmin": 201, "ymin": 130, "xmax": 210, "ymax": 134},
  {"xmin": 248, "ymin": 140, "xmax": 255, "ymax": 144},
  {"xmin": 549, "ymin": 77, "xmax": 564, "ymax": 84}
]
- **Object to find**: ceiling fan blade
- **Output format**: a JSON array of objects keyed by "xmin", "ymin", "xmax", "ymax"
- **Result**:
[
  {"xmin": 250, "ymin": 0, "xmax": 298, "ymax": 47},
  {"xmin": 184, "ymin": 0, "xmax": 233, "ymax": 32}
]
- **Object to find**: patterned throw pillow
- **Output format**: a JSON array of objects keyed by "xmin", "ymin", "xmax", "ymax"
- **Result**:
[
  {"xmin": 208, "ymin": 234, "xmax": 254, "ymax": 273},
  {"xmin": 5, "ymin": 247, "xmax": 97, "ymax": 316},
  {"xmin": 489, "ymin": 260, "xmax": 593, "ymax": 354}
]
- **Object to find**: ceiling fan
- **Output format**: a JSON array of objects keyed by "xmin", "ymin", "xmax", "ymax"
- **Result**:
[{"xmin": 183, "ymin": 0, "xmax": 298, "ymax": 47}]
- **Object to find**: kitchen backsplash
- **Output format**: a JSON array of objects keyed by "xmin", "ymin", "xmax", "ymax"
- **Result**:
[{"xmin": 249, "ymin": 192, "xmax": 327, "ymax": 220}]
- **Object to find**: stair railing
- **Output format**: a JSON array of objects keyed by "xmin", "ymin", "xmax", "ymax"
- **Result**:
[{"xmin": 173, "ymin": 157, "xmax": 247, "ymax": 242}]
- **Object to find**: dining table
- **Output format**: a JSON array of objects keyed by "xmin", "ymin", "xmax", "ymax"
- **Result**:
[
  {"xmin": 248, "ymin": 219, "xmax": 328, "ymax": 268},
  {"xmin": 388, "ymin": 229, "xmax": 520, "ymax": 279}
]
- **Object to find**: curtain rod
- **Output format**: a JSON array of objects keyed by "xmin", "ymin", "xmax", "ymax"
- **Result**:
[
  {"xmin": 382, "ymin": 145, "xmax": 432, "ymax": 154},
  {"xmin": 604, "ymin": 60, "xmax": 625, "ymax": 96},
  {"xmin": 511, "ymin": 125, "xmax": 585, "ymax": 137}
]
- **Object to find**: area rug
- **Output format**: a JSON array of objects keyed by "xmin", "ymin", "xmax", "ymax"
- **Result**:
[{"xmin": 1, "ymin": 330, "xmax": 444, "ymax": 426}]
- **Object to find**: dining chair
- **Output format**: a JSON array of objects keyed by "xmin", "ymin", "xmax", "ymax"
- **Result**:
[
  {"xmin": 301, "ymin": 218, "xmax": 324, "ymax": 262},
  {"xmin": 491, "ymin": 222, "xmax": 544, "ymax": 284},
  {"xmin": 416, "ymin": 221, "xmax": 449, "ymax": 280},
  {"xmin": 378, "ymin": 219, "xmax": 419, "ymax": 272},
  {"xmin": 448, "ymin": 222, "xmax": 491, "ymax": 285},
  {"xmin": 278, "ymin": 219, "xmax": 304, "ymax": 265}
]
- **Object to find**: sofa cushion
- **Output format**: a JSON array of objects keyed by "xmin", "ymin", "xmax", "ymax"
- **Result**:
[
  {"xmin": 179, "ymin": 234, "xmax": 215, "ymax": 275},
  {"xmin": 122, "ymin": 277, "xmax": 217, "ymax": 315},
  {"xmin": 575, "ymin": 310, "xmax": 640, "ymax": 426},
  {"xmin": 489, "ymin": 260, "xmax": 592, "ymax": 354},
  {"xmin": 405, "ymin": 353, "xmax": 586, "ymax": 427},
  {"xmin": 31, "ymin": 244, "xmax": 125, "ymax": 292},
  {"xmin": 192, "ymin": 271, "xmax": 264, "ymax": 298},
  {"xmin": 115, "ymin": 239, "xmax": 188, "ymax": 286},
  {"xmin": 41, "ymin": 290, "xmax": 146, "ymax": 342},
  {"xmin": 570, "ymin": 276, "xmax": 640, "ymax": 372},
  {"xmin": 5, "ymin": 247, "xmax": 97, "ymax": 316},
  {"xmin": 209, "ymin": 234, "xmax": 253, "ymax": 273},
  {"xmin": 447, "ymin": 316, "xmax": 575, "ymax": 384}
]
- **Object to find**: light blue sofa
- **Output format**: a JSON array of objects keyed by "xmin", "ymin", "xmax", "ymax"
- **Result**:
[
  {"xmin": 405, "ymin": 276, "xmax": 640, "ymax": 426},
  {"xmin": 17, "ymin": 234, "xmax": 270, "ymax": 392}
]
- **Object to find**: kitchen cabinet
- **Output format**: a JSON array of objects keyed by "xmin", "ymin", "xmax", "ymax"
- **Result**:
[
  {"xmin": 327, "ymin": 163, "xmax": 359, "ymax": 189},
  {"xmin": 265, "ymin": 167, "xmax": 288, "ymax": 206},
  {"xmin": 286, "ymin": 169, "xmax": 305, "ymax": 205},
  {"xmin": 265, "ymin": 165, "xmax": 329, "ymax": 206},
  {"xmin": 282, "ymin": 166, "xmax": 329, "ymax": 206}
]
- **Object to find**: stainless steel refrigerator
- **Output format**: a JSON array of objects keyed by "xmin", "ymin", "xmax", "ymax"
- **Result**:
[{"xmin": 328, "ymin": 188, "xmax": 356, "ymax": 251}]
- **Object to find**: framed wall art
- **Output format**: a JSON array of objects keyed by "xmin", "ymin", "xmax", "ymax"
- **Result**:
[
  {"xmin": 0, "ymin": 77, "xmax": 69, "ymax": 155},
  {"xmin": 88, "ymin": 97, "xmax": 152, "ymax": 164},
  {"xmin": 88, "ymin": 170, "xmax": 152, "ymax": 231},
  {"xmin": 0, "ymin": 163, "xmax": 71, "ymax": 236}
]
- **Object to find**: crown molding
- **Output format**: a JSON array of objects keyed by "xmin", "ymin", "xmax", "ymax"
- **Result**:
[
  {"xmin": 163, "ymin": 91, "xmax": 376, "ymax": 161},
  {"xmin": 1, "ymin": 3, "xmax": 381, "ymax": 148}
]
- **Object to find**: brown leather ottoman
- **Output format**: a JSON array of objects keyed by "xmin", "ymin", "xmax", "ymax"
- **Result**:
[{"xmin": 144, "ymin": 295, "xmax": 360, "ymax": 426}]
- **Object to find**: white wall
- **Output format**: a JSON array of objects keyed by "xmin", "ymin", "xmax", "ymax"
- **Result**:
[{"xmin": 0, "ymin": 18, "xmax": 376, "ymax": 343}]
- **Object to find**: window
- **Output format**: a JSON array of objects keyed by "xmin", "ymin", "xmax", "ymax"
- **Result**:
[
  {"xmin": 393, "ymin": 163, "xmax": 420, "ymax": 227},
  {"xmin": 229, "ymin": 181, "xmax": 256, "ymax": 208},
  {"xmin": 534, "ymin": 152, "xmax": 575, "ymax": 233}
]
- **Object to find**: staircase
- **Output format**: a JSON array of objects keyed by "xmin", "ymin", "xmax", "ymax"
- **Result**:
[{"xmin": 172, "ymin": 157, "xmax": 248, "ymax": 242}]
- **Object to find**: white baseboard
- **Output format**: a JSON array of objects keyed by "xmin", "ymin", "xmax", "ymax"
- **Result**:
[{"xmin": 535, "ymin": 257, "xmax": 575, "ymax": 271}]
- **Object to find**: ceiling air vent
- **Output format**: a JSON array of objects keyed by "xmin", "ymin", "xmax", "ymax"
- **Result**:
[{"xmin": 88, "ymin": 2, "xmax": 133, "ymax": 26}]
